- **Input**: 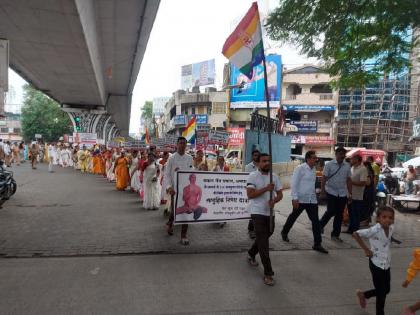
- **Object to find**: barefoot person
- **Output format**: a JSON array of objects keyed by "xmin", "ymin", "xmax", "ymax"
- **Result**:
[
  {"xmin": 353, "ymin": 206, "xmax": 395, "ymax": 315},
  {"xmin": 402, "ymin": 248, "xmax": 420, "ymax": 314},
  {"xmin": 246, "ymin": 153, "xmax": 283, "ymax": 286},
  {"xmin": 164, "ymin": 137, "xmax": 193, "ymax": 245}
]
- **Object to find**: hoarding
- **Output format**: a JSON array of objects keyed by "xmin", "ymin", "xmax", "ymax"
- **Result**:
[
  {"xmin": 286, "ymin": 121, "xmax": 317, "ymax": 133},
  {"xmin": 181, "ymin": 59, "xmax": 215, "ymax": 90},
  {"xmin": 227, "ymin": 128, "xmax": 245, "ymax": 146},
  {"xmin": 73, "ymin": 132, "xmax": 97, "ymax": 146},
  {"xmin": 230, "ymin": 54, "xmax": 281, "ymax": 109}
]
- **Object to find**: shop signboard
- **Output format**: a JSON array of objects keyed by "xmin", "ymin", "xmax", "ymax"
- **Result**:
[
  {"xmin": 283, "ymin": 105, "xmax": 335, "ymax": 112},
  {"xmin": 227, "ymin": 128, "xmax": 245, "ymax": 146},
  {"xmin": 290, "ymin": 135, "xmax": 334, "ymax": 145},
  {"xmin": 286, "ymin": 121, "xmax": 317, "ymax": 133},
  {"xmin": 173, "ymin": 115, "xmax": 186, "ymax": 126},
  {"xmin": 189, "ymin": 114, "xmax": 208, "ymax": 124}
]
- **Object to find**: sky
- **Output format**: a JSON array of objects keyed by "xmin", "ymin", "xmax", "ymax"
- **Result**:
[{"xmin": 7, "ymin": 0, "xmax": 316, "ymax": 134}]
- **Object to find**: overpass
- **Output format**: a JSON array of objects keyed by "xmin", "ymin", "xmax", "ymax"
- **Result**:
[{"xmin": 0, "ymin": 0, "xmax": 160, "ymax": 141}]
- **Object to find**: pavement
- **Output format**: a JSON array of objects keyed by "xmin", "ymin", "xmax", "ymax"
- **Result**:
[{"xmin": 1, "ymin": 162, "xmax": 420, "ymax": 314}]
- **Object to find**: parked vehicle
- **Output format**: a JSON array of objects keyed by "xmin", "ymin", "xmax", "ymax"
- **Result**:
[{"xmin": 0, "ymin": 160, "xmax": 17, "ymax": 207}]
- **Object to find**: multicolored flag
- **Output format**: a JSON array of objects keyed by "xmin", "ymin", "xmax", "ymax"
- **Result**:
[
  {"xmin": 182, "ymin": 116, "xmax": 196, "ymax": 143},
  {"xmin": 222, "ymin": 2, "xmax": 264, "ymax": 80}
]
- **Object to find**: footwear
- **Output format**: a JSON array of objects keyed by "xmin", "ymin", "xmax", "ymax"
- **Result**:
[
  {"xmin": 356, "ymin": 289, "xmax": 366, "ymax": 309},
  {"xmin": 331, "ymin": 236, "xmax": 343, "ymax": 243},
  {"xmin": 404, "ymin": 307, "xmax": 415, "ymax": 315},
  {"xmin": 219, "ymin": 222, "xmax": 226, "ymax": 228},
  {"xmin": 312, "ymin": 245, "xmax": 328, "ymax": 254},
  {"xmin": 166, "ymin": 223, "xmax": 173, "ymax": 236},
  {"xmin": 281, "ymin": 232, "xmax": 290, "ymax": 242},
  {"xmin": 180, "ymin": 238, "xmax": 190, "ymax": 246},
  {"xmin": 247, "ymin": 255, "xmax": 259, "ymax": 267},
  {"xmin": 248, "ymin": 230, "xmax": 256, "ymax": 239},
  {"xmin": 263, "ymin": 276, "xmax": 275, "ymax": 286}
]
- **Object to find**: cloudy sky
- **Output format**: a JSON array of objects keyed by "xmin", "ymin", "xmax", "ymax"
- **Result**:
[{"xmin": 7, "ymin": 0, "xmax": 316, "ymax": 134}]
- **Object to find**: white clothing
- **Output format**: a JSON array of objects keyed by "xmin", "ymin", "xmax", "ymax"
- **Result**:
[
  {"xmin": 164, "ymin": 152, "xmax": 193, "ymax": 192},
  {"xmin": 130, "ymin": 157, "xmax": 141, "ymax": 192},
  {"xmin": 356, "ymin": 223, "xmax": 394, "ymax": 270},
  {"xmin": 143, "ymin": 162, "xmax": 161, "ymax": 209},
  {"xmin": 291, "ymin": 163, "xmax": 317, "ymax": 204},
  {"xmin": 245, "ymin": 161, "xmax": 258, "ymax": 173},
  {"xmin": 247, "ymin": 170, "xmax": 282, "ymax": 216},
  {"xmin": 3, "ymin": 143, "xmax": 11, "ymax": 155},
  {"xmin": 61, "ymin": 149, "xmax": 71, "ymax": 167}
]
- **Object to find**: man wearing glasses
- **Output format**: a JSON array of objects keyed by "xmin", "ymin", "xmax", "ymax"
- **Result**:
[{"xmin": 281, "ymin": 150, "xmax": 328, "ymax": 254}]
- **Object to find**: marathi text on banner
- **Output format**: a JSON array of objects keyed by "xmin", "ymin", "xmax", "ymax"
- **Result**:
[{"xmin": 174, "ymin": 171, "xmax": 250, "ymax": 224}]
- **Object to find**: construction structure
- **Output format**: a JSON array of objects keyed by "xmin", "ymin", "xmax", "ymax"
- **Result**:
[{"xmin": 336, "ymin": 75, "xmax": 419, "ymax": 163}]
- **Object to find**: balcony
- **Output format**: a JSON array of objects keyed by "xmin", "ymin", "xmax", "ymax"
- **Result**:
[{"xmin": 283, "ymin": 93, "xmax": 335, "ymax": 105}]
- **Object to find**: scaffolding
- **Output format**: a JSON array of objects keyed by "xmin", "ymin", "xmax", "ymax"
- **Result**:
[{"xmin": 336, "ymin": 74, "xmax": 420, "ymax": 158}]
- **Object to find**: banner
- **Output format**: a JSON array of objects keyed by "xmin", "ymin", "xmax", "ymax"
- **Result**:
[
  {"xmin": 174, "ymin": 171, "xmax": 250, "ymax": 224},
  {"xmin": 73, "ymin": 132, "xmax": 97, "ymax": 146},
  {"xmin": 290, "ymin": 135, "xmax": 334, "ymax": 145},
  {"xmin": 227, "ymin": 128, "xmax": 245, "ymax": 146},
  {"xmin": 230, "ymin": 54, "xmax": 281, "ymax": 109},
  {"xmin": 285, "ymin": 121, "xmax": 317, "ymax": 133},
  {"xmin": 208, "ymin": 130, "xmax": 229, "ymax": 146},
  {"xmin": 181, "ymin": 59, "xmax": 215, "ymax": 90}
]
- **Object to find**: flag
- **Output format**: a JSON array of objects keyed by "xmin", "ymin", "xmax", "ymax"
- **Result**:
[
  {"xmin": 145, "ymin": 127, "xmax": 150, "ymax": 145},
  {"xmin": 222, "ymin": 2, "xmax": 264, "ymax": 80},
  {"xmin": 182, "ymin": 116, "xmax": 196, "ymax": 143}
]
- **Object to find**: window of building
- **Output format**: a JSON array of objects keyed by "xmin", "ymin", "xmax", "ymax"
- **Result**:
[
  {"xmin": 212, "ymin": 102, "xmax": 226, "ymax": 114},
  {"xmin": 191, "ymin": 107, "xmax": 196, "ymax": 115},
  {"xmin": 1, "ymin": 128, "xmax": 8, "ymax": 133},
  {"xmin": 310, "ymin": 84, "xmax": 332, "ymax": 93},
  {"xmin": 13, "ymin": 128, "xmax": 21, "ymax": 133},
  {"xmin": 207, "ymin": 106, "xmax": 212, "ymax": 115}
]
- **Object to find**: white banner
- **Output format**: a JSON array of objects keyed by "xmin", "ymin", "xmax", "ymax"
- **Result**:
[
  {"xmin": 174, "ymin": 171, "xmax": 250, "ymax": 224},
  {"xmin": 73, "ymin": 132, "xmax": 97, "ymax": 145},
  {"xmin": 207, "ymin": 130, "xmax": 229, "ymax": 146}
]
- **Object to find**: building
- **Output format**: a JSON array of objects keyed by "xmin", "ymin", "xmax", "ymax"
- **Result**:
[
  {"xmin": 0, "ymin": 86, "xmax": 23, "ymax": 141},
  {"xmin": 162, "ymin": 87, "xmax": 228, "ymax": 136},
  {"xmin": 152, "ymin": 97, "xmax": 170, "ymax": 116},
  {"xmin": 281, "ymin": 65, "xmax": 338, "ymax": 157}
]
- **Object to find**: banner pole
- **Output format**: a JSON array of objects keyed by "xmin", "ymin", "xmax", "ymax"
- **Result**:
[{"xmin": 262, "ymin": 55, "xmax": 274, "ymax": 233}]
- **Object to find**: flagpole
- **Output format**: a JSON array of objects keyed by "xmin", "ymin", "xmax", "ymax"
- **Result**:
[{"xmin": 262, "ymin": 55, "xmax": 274, "ymax": 233}]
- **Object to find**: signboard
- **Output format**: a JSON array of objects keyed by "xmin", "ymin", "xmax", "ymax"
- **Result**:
[
  {"xmin": 196, "ymin": 124, "xmax": 211, "ymax": 131},
  {"xmin": 181, "ymin": 59, "xmax": 215, "ymax": 90},
  {"xmin": 0, "ymin": 39, "xmax": 9, "ymax": 91},
  {"xmin": 290, "ymin": 135, "xmax": 334, "ymax": 145},
  {"xmin": 230, "ymin": 54, "xmax": 281, "ymax": 109},
  {"xmin": 73, "ymin": 132, "xmax": 97, "ymax": 146},
  {"xmin": 286, "ymin": 121, "xmax": 317, "ymax": 133},
  {"xmin": 227, "ymin": 128, "xmax": 245, "ymax": 146},
  {"xmin": 34, "ymin": 134, "xmax": 42, "ymax": 139},
  {"xmin": 189, "ymin": 114, "xmax": 208, "ymax": 125},
  {"xmin": 283, "ymin": 105, "xmax": 335, "ymax": 112},
  {"xmin": 173, "ymin": 115, "xmax": 186, "ymax": 126},
  {"xmin": 174, "ymin": 171, "xmax": 250, "ymax": 224},
  {"xmin": 208, "ymin": 130, "xmax": 229, "ymax": 146}
]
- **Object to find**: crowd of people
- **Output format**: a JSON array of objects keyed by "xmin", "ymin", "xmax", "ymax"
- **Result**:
[{"xmin": 2, "ymin": 137, "xmax": 420, "ymax": 314}]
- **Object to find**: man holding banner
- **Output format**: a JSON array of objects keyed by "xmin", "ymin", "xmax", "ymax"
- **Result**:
[
  {"xmin": 246, "ymin": 153, "xmax": 283, "ymax": 286},
  {"xmin": 164, "ymin": 137, "xmax": 193, "ymax": 245}
]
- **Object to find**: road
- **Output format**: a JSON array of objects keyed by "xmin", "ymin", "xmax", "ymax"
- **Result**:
[{"xmin": 1, "ymin": 162, "xmax": 420, "ymax": 314}]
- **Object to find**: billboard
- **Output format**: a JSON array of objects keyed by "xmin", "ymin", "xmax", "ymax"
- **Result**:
[
  {"xmin": 73, "ymin": 132, "xmax": 97, "ymax": 146},
  {"xmin": 230, "ymin": 54, "xmax": 281, "ymax": 109},
  {"xmin": 227, "ymin": 128, "xmax": 245, "ymax": 146},
  {"xmin": 152, "ymin": 97, "xmax": 170, "ymax": 115},
  {"xmin": 181, "ymin": 59, "xmax": 215, "ymax": 90}
]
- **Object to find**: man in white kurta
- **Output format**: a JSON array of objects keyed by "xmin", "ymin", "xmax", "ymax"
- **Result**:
[{"xmin": 164, "ymin": 137, "xmax": 193, "ymax": 245}]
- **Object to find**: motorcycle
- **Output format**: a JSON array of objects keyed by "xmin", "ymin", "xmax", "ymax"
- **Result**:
[{"xmin": 0, "ymin": 160, "xmax": 17, "ymax": 206}]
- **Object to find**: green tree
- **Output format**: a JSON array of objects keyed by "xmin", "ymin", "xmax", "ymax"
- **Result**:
[
  {"xmin": 141, "ymin": 100, "xmax": 154, "ymax": 131},
  {"xmin": 266, "ymin": 0, "xmax": 419, "ymax": 88},
  {"xmin": 21, "ymin": 84, "xmax": 73, "ymax": 142}
]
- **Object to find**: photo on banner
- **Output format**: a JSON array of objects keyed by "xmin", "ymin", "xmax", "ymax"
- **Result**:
[{"xmin": 174, "ymin": 171, "xmax": 250, "ymax": 224}]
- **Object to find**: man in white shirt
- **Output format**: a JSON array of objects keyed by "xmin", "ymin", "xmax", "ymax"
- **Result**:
[
  {"xmin": 164, "ymin": 137, "xmax": 193, "ymax": 245},
  {"xmin": 319, "ymin": 147, "xmax": 352, "ymax": 242},
  {"xmin": 3, "ymin": 141, "xmax": 11, "ymax": 167},
  {"xmin": 246, "ymin": 153, "xmax": 283, "ymax": 286},
  {"xmin": 245, "ymin": 149, "xmax": 260, "ymax": 239},
  {"xmin": 281, "ymin": 150, "xmax": 328, "ymax": 254}
]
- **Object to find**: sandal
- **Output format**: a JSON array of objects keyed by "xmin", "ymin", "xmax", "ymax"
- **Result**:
[
  {"xmin": 247, "ymin": 255, "xmax": 259, "ymax": 267},
  {"xmin": 180, "ymin": 238, "xmax": 190, "ymax": 246},
  {"xmin": 356, "ymin": 289, "xmax": 366, "ymax": 309},
  {"xmin": 166, "ymin": 223, "xmax": 173, "ymax": 236},
  {"xmin": 263, "ymin": 276, "xmax": 275, "ymax": 286}
]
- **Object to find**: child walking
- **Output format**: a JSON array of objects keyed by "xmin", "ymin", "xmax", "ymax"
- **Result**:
[
  {"xmin": 353, "ymin": 206, "xmax": 395, "ymax": 315},
  {"xmin": 402, "ymin": 248, "xmax": 420, "ymax": 314}
]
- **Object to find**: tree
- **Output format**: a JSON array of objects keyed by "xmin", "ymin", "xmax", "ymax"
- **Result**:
[
  {"xmin": 21, "ymin": 84, "xmax": 73, "ymax": 142},
  {"xmin": 265, "ymin": 0, "xmax": 419, "ymax": 88},
  {"xmin": 141, "ymin": 100, "xmax": 154, "ymax": 131}
]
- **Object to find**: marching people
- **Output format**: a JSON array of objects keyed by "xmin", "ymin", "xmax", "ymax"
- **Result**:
[
  {"xmin": 213, "ymin": 155, "xmax": 230, "ymax": 228},
  {"xmin": 48, "ymin": 143, "xmax": 55, "ymax": 173},
  {"xmin": 193, "ymin": 149, "xmax": 208, "ymax": 171},
  {"xmin": 159, "ymin": 151, "xmax": 170, "ymax": 209},
  {"xmin": 4, "ymin": 141, "xmax": 11, "ymax": 167},
  {"xmin": 29, "ymin": 142, "xmax": 39, "ymax": 169},
  {"xmin": 113, "ymin": 151, "xmax": 130, "ymax": 191},
  {"xmin": 246, "ymin": 153, "xmax": 283, "ymax": 286},
  {"xmin": 142, "ymin": 152, "xmax": 161, "ymax": 210},
  {"xmin": 402, "ymin": 248, "xmax": 420, "ymax": 315},
  {"xmin": 164, "ymin": 137, "xmax": 193, "ymax": 245},
  {"xmin": 404, "ymin": 165, "xmax": 416, "ymax": 195},
  {"xmin": 281, "ymin": 150, "xmax": 328, "ymax": 254},
  {"xmin": 245, "ymin": 149, "xmax": 260, "ymax": 239},
  {"xmin": 353, "ymin": 206, "xmax": 395, "ymax": 315},
  {"xmin": 319, "ymin": 147, "xmax": 352, "ymax": 242},
  {"xmin": 345, "ymin": 155, "xmax": 368, "ymax": 234}
]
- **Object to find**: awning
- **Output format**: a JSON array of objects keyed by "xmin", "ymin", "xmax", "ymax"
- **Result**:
[{"xmin": 283, "ymin": 105, "xmax": 335, "ymax": 112}]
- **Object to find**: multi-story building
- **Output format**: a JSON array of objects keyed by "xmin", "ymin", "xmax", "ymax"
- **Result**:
[
  {"xmin": 281, "ymin": 65, "xmax": 338, "ymax": 157},
  {"xmin": 162, "ymin": 87, "xmax": 228, "ymax": 136},
  {"xmin": 0, "ymin": 87, "xmax": 23, "ymax": 141}
]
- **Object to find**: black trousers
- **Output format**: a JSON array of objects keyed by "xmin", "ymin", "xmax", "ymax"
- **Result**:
[
  {"xmin": 167, "ymin": 195, "xmax": 188, "ymax": 238},
  {"xmin": 319, "ymin": 194, "xmax": 347, "ymax": 237},
  {"xmin": 364, "ymin": 259, "xmax": 391, "ymax": 315},
  {"xmin": 282, "ymin": 203, "xmax": 322, "ymax": 246},
  {"xmin": 248, "ymin": 220, "xmax": 254, "ymax": 231},
  {"xmin": 248, "ymin": 214, "xmax": 274, "ymax": 276}
]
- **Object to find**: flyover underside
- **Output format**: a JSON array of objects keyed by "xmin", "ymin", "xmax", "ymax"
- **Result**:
[{"xmin": 0, "ymin": 0, "xmax": 160, "ymax": 138}]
